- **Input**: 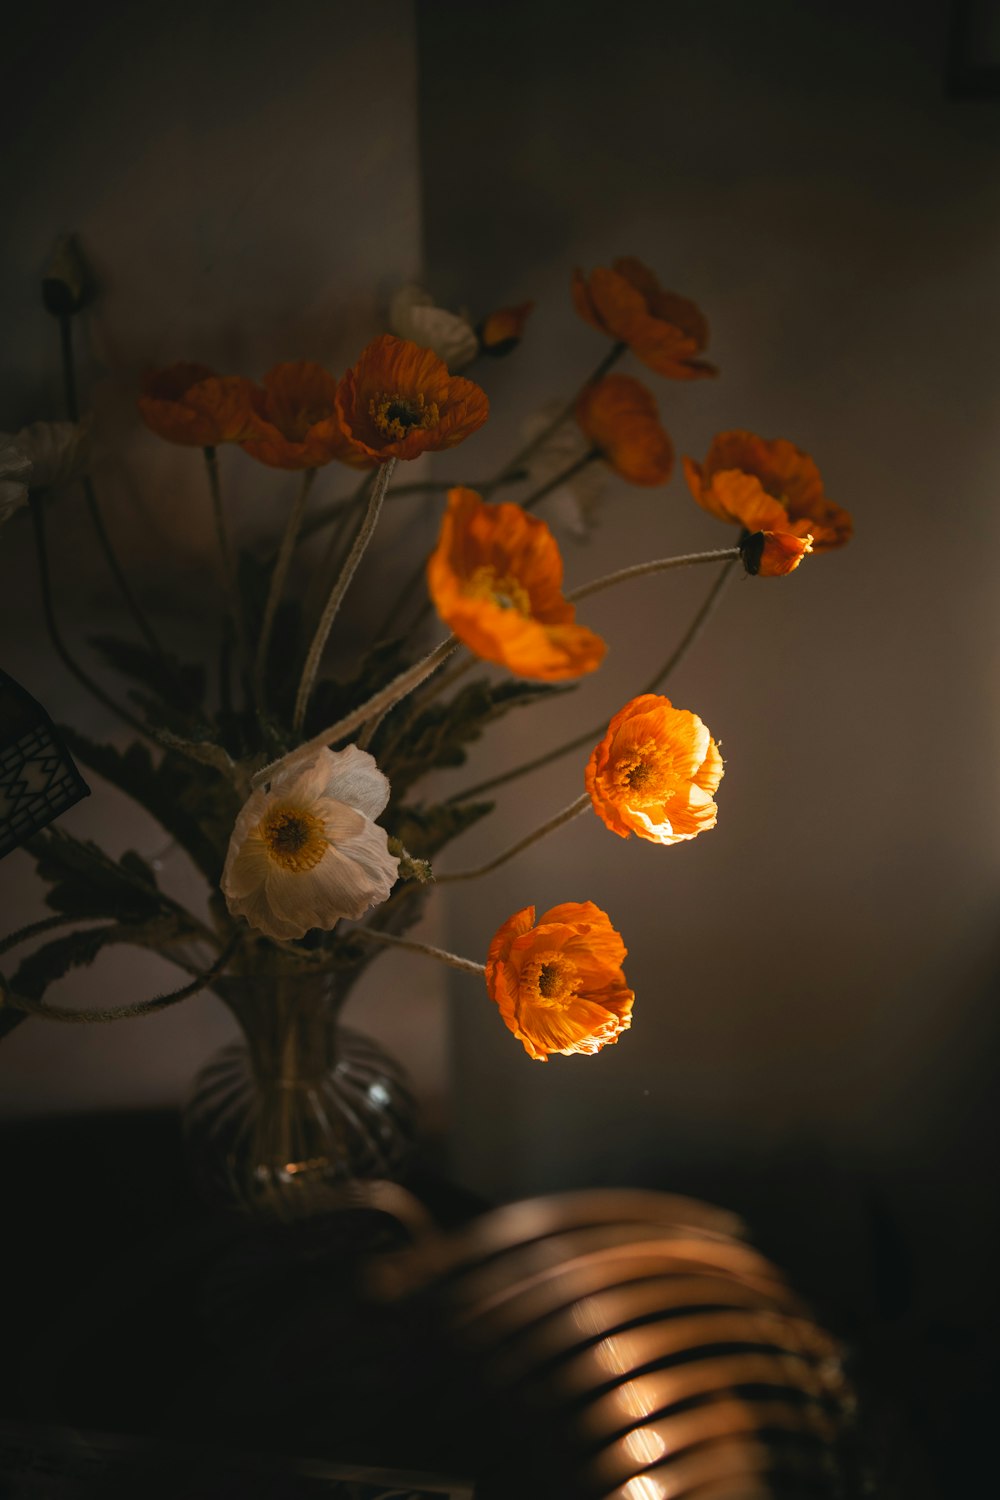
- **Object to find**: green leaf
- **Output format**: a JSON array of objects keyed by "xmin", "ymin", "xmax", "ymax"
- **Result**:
[
  {"xmin": 301, "ymin": 636, "xmax": 412, "ymax": 739},
  {"xmin": 10, "ymin": 915, "xmax": 187, "ymax": 1001},
  {"xmin": 89, "ymin": 634, "xmax": 207, "ymax": 731},
  {"xmin": 61, "ymin": 731, "xmax": 240, "ymax": 885},
  {"xmin": 382, "ymin": 677, "xmax": 570, "ymax": 797},
  {"xmin": 26, "ymin": 827, "xmax": 166, "ymax": 923},
  {"xmin": 389, "ymin": 800, "xmax": 494, "ymax": 860}
]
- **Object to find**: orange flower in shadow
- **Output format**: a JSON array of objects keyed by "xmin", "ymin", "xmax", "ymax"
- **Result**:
[
  {"xmin": 741, "ymin": 529, "xmax": 814, "ymax": 577},
  {"xmin": 683, "ymin": 431, "xmax": 852, "ymax": 552},
  {"xmin": 138, "ymin": 363, "xmax": 255, "ymax": 446},
  {"xmin": 336, "ymin": 334, "xmax": 489, "ymax": 461},
  {"xmin": 427, "ymin": 488, "xmax": 606, "ymax": 681},
  {"xmin": 575, "ymin": 374, "xmax": 674, "ymax": 486},
  {"xmin": 240, "ymin": 362, "xmax": 372, "ymax": 470},
  {"xmin": 572, "ymin": 258, "xmax": 716, "ymax": 380},
  {"xmin": 479, "ymin": 300, "xmax": 535, "ymax": 356},
  {"xmin": 586, "ymin": 693, "xmax": 723, "ymax": 845},
  {"xmin": 485, "ymin": 901, "xmax": 634, "ymax": 1062}
]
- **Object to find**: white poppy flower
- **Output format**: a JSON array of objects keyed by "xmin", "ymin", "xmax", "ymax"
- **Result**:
[
  {"xmin": 523, "ymin": 400, "xmax": 608, "ymax": 541},
  {"xmin": 389, "ymin": 284, "xmax": 479, "ymax": 371},
  {"xmin": 14, "ymin": 420, "xmax": 90, "ymax": 488},
  {"xmin": 0, "ymin": 421, "xmax": 90, "ymax": 529},
  {"xmin": 0, "ymin": 438, "xmax": 32, "ymax": 527},
  {"xmin": 221, "ymin": 745, "xmax": 399, "ymax": 942}
]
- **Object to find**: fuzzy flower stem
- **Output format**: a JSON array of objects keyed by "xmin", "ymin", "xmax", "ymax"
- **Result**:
[
  {"xmin": 353, "ymin": 925, "xmax": 485, "ymax": 976},
  {"xmin": 300, "ymin": 471, "xmax": 528, "ymax": 542},
  {"xmin": 568, "ymin": 547, "xmax": 740, "ymax": 603},
  {"xmin": 446, "ymin": 559, "xmax": 738, "ymax": 805},
  {"xmin": 204, "ymin": 445, "xmax": 250, "ymax": 675},
  {"xmin": 3, "ymin": 933, "xmax": 238, "ymax": 1025},
  {"xmin": 30, "ymin": 496, "xmax": 150, "ymax": 740},
  {"xmin": 483, "ymin": 341, "xmax": 627, "ymax": 495},
  {"xmin": 253, "ymin": 634, "xmax": 458, "ymax": 789},
  {"xmin": 256, "ymin": 466, "xmax": 316, "ymax": 704},
  {"xmin": 294, "ymin": 458, "xmax": 395, "ymax": 732},
  {"xmin": 57, "ymin": 310, "xmax": 169, "ymax": 667},
  {"xmin": 435, "ymin": 792, "xmax": 591, "ymax": 883},
  {"xmin": 520, "ymin": 449, "xmax": 600, "ymax": 513}
]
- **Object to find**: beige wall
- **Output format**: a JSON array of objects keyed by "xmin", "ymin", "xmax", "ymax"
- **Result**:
[
  {"xmin": 413, "ymin": 0, "xmax": 1000, "ymax": 1290},
  {"xmin": 0, "ymin": 0, "xmax": 452, "ymax": 1119}
]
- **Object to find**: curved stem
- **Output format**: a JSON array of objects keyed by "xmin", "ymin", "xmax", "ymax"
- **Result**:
[
  {"xmin": 0, "ymin": 914, "xmax": 79, "ymax": 957},
  {"xmin": 255, "ymin": 467, "xmax": 316, "ymax": 704},
  {"xmin": 568, "ymin": 547, "xmax": 739, "ymax": 604},
  {"xmin": 521, "ymin": 450, "xmax": 599, "ymax": 513},
  {"xmin": 255, "ymin": 633, "xmax": 458, "ymax": 788},
  {"xmin": 204, "ymin": 446, "xmax": 250, "ymax": 676},
  {"xmin": 2, "ymin": 933, "xmax": 238, "ymax": 1025},
  {"xmin": 446, "ymin": 558, "xmax": 738, "ymax": 804},
  {"xmin": 435, "ymin": 792, "xmax": 590, "ymax": 883},
  {"xmin": 58, "ymin": 312, "xmax": 169, "ymax": 666},
  {"xmin": 374, "ymin": 652, "xmax": 473, "ymax": 765},
  {"xmin": 482, "ymin": 340, "xmax": 626, "ymax": 495},
  {"xmin": 31, "ymin": 496, "xmax": 150, "ymax": 740},
  {"xmin": 353, "ymin": 926, "xmax": 485, "ymax": 976},
  {"xmin": 293, "ymin": 458, "xmax": 395, "ymax": 732}
]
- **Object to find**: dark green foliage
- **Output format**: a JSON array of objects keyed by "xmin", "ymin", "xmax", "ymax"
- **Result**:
[
  {"xmin": 60, "ymin": 731, "xmax": 240, "ymax": 885},
  {"xmin": 302, "ymin": 636, "xmax": 412, "ymax": 740},
  {"xmin": 389, "ymin": 800, "xmax": 495, "ymax": 860},
  {"xmin": 10, "ymin": 916, "xmax": 186, "ymax": 1001},
  {"xmin": 89, "ymin": 635, "xmax": 210, "ymax": 737},
  {"xmin": 379, "ymin": 677, "xmax": 570, "ymax": 798},
  {"xmin": 26, "ymin": 826, "xmax": 167, "ymax": 923}
]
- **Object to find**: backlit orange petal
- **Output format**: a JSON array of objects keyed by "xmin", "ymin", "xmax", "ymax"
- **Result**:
[
  {"xmin": 573, "ymin": 260, "xmax": 716, "ymax": 379},
  {"xmin": 138, "ymin": 363, "xmax": 255, "ymax": 446},
  {"xmin": 585, "ymin": 693, "xmax": 724, "ymax": 846},
  {"xmin": 427, "ymin": 488, "xmax": 606, "ymax": 681},
  {"xmin": 479, "ymin": 300, "xmax": 535, "ymax": 354},
  {"xmin": 741, "ymin": 530, "xmax": 814, "ymax": 577},
  {"xmin": 239, "ymin": 360, "xmax": 367, "ymax": 470},
  {"xmin": 484, "ymin": 900, "xmax": 633, "ymax": 1061},
  {"xmin": 336, "ymin": 333, "xmax": 489, "ymax": 461},
  {"xmin": 690, "ymin": 430, "xmax": 852, "ymax": 551},
  {"xmin": 575, "ymin": 374, "xmax": 674, "ymax": 486}
]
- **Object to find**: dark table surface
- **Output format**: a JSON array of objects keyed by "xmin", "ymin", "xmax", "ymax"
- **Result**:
[{"xmin": 1, "ymin": 1112, "xmax": 995, "ymax": 1498}]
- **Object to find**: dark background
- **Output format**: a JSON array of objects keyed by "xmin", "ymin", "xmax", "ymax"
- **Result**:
[{"xmin": 2, "ymin": 2, "xmax": 999, "ymax": 1494}]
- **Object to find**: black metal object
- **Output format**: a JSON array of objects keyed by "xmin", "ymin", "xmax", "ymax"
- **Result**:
[{"xmin": 0, "ymin": 669, "xmax": 89, "ymax": 858}]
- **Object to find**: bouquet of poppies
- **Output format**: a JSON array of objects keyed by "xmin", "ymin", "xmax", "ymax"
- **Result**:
[{"xmin": 0, "ymin": 246, "xmax": 852, "ymax": 1079}]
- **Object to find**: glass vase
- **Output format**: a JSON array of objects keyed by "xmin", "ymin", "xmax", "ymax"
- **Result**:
[{"xmin": 182, "ymin": 962, "xmax": 417, "ymax": 1222}]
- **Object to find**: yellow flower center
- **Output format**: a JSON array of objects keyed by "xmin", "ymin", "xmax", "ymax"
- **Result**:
[
  {"xmin": 370, "ymin": 390, "xmax": 441, "ymax": 440},
  {"xmin": 612, "ymin": 738, "xmax": 674, "ymax": 807},
  {"xmin": 522, "ymin": 952, "xmax": 582, "ymax": 1008},
  {"xmin": 465, "ymin": 564, "xmax": 531, "ymax": 614},
  {"xmin": 259, "ymin": 806, "xmax": 329, "ymax": 873}
]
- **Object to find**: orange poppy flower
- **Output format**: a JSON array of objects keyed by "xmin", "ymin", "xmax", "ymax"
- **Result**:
[
  {"xmin": 575, "ymin": 374, "xmax": 674, "ymax": 486},
  {"xmin": 478, "ymin": 300, "xmax": 535, "ymax": 356},
  {"xmin": 586, "ymin": 693, "xmax": 723, "ymax": 845},
  {"xmin": 741, "ymin": 529, "xmax": 814, "ymax": 577},
  {"xmin": 572, "ymin": 258, "xmax": 716, "ymax": 380},
  {"xmin": 138, "ymin": 363, "xmax": 255, "ymax": 447},
  {"xmin": 427, "ymin": 488, "xmax": 606, "ymax": 681},
  {"xmin": 485, "ymin": 901, "xmax": 634, "ymax": 1062},
  {"xmin": 335, "ymin": 334, "xmax": 489, "ymax": 461},
  {"xmin": 240, "ymin": 361, "xmax": 372, "ymax": 471},
  {"xmin": 683, "ymin": 431, "xmax": 852, "ymax": 552}
]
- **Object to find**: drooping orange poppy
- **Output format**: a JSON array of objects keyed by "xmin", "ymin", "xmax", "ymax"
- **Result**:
[
  {"xmin": 683, "ymin": 431, "xmax": 852, "ymax": 552},
  {"xmin": 478, "ymin": 300, "xmax": 535, "ymax": 356},
  {"xmin": 240, "ymin": 361, "xmax": 373, "ymax": 470},
  {"xmin": 427, "ymin": 488, "xmax": 606, "ymax": 681},
  {"xmin": 485, "ymin": 901, "xmax": 634, "ymax": 1062},
  {"xmin": 572, "ymin": 258, "xmax": 716, "ymax": 380},
  {"xmin": 586, "ymin": 694, "xmax": 723, "ymax": 845},
  {"xmin": 335, "ymin": 334, "xmax": 489, "ymax": 461},
  {"xmin": 575, "ymin": 374, "xmax": 674, "ymax": 486},
  {"xmin": 138, "ymin": 363, "xmax": 255, "ymax": 447},
  {"xmin": 741, "ymin": 529, "xmax": 814, "ymax": 577}
]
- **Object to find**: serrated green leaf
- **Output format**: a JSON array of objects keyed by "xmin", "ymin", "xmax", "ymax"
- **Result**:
[
  {"xmin": 62, "ymin": 731, "xmax": 240, "ymax": 885},
  {"xmin": 10, "ymin": 916, "xmax": 187, "ymax": 1001},
  {"xmin": 389, "ymin": 800, "xmax": 494, "ymax": 859},
  {"xmin": 89, "ymin": 635, "xmax": 206, "ymax": 718},
  {"xmin": 26, "ymin": 827, "xmax": 166, "ymax": 923},
  {"xmin": 382, "ymin": 677, "xmax": 570, "ymax": 796}
]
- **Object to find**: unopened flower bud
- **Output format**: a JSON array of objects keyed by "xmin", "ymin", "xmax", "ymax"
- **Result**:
[
  {"xmin": 42, "ymin": 235, "xmax": 91, "ymax": 317},
  {"xmin": 477, "ymin": 301, "xmax": 534, "ymax": 357},
  {"xmin": 741, "ymin": 529, "xmax": 813, "ymax": 577}
]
